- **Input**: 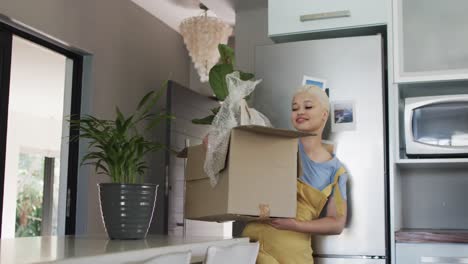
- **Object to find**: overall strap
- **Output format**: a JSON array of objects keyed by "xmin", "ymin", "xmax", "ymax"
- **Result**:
[
  {"xmin": 297, "ymin": 151, "xmax": 302, "ymax": 178},
  {"xmin": 321, "ymin": 166, "xmax": 347, "ymax": 217},
  {"xmin": 332, "ymin": 166, "xmax": 346, "ymax": 185}
]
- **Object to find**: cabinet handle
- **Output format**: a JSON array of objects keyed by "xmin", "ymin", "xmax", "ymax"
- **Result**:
[
  {"xmin": 300, "ymin": 10, "xmax": 351, "ymax": 22},
  {"xmin": 421, "ymin": 256, "xmax": 468, "ymax": 263}
]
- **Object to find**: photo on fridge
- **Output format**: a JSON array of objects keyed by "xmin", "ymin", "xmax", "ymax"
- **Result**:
[
  {"xmin": 302, "ymin": 75, "xmax": 327, "ymax": 90},
  {"xmin": 331, "ymin": 100, "xmax": 356, "ymax": 132}
]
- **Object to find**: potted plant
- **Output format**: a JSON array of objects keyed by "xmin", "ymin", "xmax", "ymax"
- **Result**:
[{"xmin": 69, "ymin": 84, "xmax": 173, "ymax": 240}]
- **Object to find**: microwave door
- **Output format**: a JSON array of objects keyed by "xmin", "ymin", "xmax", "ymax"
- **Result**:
[{"xmin": 405, "ymin": 96, "xmax": 468, "ymax": 156}]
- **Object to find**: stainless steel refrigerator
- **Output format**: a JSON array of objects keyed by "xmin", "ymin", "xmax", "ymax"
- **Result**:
[{"xmin": 253, "ymin": 35, "xmax": 388, "ymax": 263}]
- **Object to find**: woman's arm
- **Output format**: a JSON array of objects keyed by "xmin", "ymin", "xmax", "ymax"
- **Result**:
[{"xmin": 270, "ymin": 196, "xmax": 347, "ymax": 235}]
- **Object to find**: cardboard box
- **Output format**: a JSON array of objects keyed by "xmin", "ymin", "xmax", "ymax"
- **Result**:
[{"xmin": 185, "ymin": 125, "xmax": 310, "ymax": 222}]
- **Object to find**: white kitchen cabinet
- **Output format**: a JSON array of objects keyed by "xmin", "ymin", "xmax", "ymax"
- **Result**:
[
  {"xmin": 393, "ymin": 0, "xmax": 468, "ymax": 83},
  {"xmin": 396, "ymin": 243, "xmax": 468, "ymax": 263},
  {"xmin": 268, "ymin": 0, "xmax": 388, "ymax": 37}
]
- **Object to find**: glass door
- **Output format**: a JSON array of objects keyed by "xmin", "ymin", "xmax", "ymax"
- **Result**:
[
  {"xmin": 412, "ymin": 102, "xmax": 468, "ymax": 147},
  {"xmin": 394, "ymin": 0, "xmax": 468, "ymax": 82}
]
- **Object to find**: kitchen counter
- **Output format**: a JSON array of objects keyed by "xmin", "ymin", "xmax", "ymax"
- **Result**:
[{"xmin": 0, "ymin": 235, "xmax": 249, "ymax": 263}]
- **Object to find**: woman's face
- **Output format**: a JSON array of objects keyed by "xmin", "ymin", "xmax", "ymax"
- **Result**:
[{"xmin": 291, "ymin": 92, "xmax": 328, "ymax": 133}]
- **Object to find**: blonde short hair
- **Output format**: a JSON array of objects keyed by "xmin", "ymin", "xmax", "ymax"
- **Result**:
[{"xmin": 293, "ymin": 85, "xmax": 329, "ymax": 112}]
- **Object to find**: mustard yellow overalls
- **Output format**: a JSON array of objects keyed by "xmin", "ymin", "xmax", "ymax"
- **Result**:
[{"xmin": 242, "ymin": 167, "xmax": 346, "ymax": 264}]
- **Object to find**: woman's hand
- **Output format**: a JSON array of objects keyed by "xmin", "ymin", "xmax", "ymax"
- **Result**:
[{"xmin": 269, "ymin": 218, "xmax": 298, "ymax": 231}]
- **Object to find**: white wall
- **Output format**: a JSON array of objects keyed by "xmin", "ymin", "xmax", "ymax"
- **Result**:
[{"xmin": 0, "ymin": 0, "xmax": 190, "ymax": 235}]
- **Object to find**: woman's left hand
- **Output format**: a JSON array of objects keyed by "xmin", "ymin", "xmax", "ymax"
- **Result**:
[{"xmin": 269, "ymin": 218, "xmax": 298, "ymax": 231}]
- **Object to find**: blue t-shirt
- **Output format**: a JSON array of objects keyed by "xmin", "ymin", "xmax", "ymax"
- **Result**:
[{"xmin": 298, "ymin": 141, "xmax": 348, "ymax": 200}]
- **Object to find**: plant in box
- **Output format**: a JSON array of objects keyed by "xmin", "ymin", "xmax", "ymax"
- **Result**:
[
  {"xmin": 69, "ymin": 84, "xmax": 173, "ymax": 239},
  {"xmin": 192, "ymin": 44, "xmax": 254, "ymax": 125},
  {"xmin": 188, "ymin": 44, "xmax": 271, "ymax": 187}
]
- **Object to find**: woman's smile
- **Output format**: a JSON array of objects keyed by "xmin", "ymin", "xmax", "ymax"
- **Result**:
[{"xmin": 295, "ymin": 116, "xmax": 308, "ymax": 124}]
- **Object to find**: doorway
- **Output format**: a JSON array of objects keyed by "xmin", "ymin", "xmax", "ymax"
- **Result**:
[{"xmin": 0, "ymin": 22, "xmax": 83, "ymax": 238}]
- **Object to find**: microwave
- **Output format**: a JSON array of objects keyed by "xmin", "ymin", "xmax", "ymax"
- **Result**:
[{"xmin": 405, "ymin": 95, "xmax": 468, "ymax": 157}]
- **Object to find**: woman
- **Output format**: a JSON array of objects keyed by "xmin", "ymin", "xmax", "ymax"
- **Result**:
[{"xmin": 242, "ymin": 85, "xmax": 349, "ymax": 263}]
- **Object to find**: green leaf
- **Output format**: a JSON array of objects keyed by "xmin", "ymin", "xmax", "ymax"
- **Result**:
[
  {"xmin": 122, "ymin": 115, "xmax": 134, "ymax": 132},
  {"xmin": 211, "ymin": 106, "xmax": 220, "ymax": 115},
  {"xmin": 239, "ymin": 71, "xmax": 254, "ymax": 81},
  {"xmin": 146, "ymin": 113, "xmax": 175, "ymax": 131},
  {"xmin": 218, "ymin": 44, "xmax": 235, "ymax": 65},
  {"xmin": 137, "ymin": 91, "xmax": 155, "ymax": 111},
  {"xmin": 209, "ymin": 63, "xmax": 233, "ymax": 101},
  {"xmin": 138, "ymin": 80, "xmax": 168, "ymax": 119},
  {"xmin": 115, "ymin": 107, "xmax": 126, "ymax": 133},
  {"xmin": 116, "ymin": 107, "xmax": 124, "ymax": 121},
  {"xmin": 192, "ymin": 115, "xmax": 215, "ymax": 125}
]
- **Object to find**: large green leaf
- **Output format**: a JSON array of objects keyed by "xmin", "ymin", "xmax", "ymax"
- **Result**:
[
  {"xmin": 191, "ymin": 106, "xmax": 220, "ymax": 125},
  {"xmin": 211, "ymin": 106, "xmax": 220, "ymax": 115},
  {"xmin": 209, "ymin": 63, "xmax": 233, "ymax": 101},
  {"xmin": 239, "ymin": 71, "xmax": 254, "ymax": 81},
  {"xmin": 192, "ymin": 115, "xmax": 215, "ymax": 125},
  {"xmin": 218, "ymin": 44, "xmax": 235, "ymax": 65}
]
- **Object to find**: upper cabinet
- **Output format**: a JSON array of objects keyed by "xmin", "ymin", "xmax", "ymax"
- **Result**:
[
  {"xmin": 394, "ymin": 0, "xmax": 468, "ymax": 83},
  {"xmin": 268, "ymin": 0, "xmax": 388, "ymax": 37}
]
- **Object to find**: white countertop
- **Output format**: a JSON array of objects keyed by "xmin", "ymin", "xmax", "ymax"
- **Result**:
[{"xmin": 0, "ymin": 235, "xmax": 249, "ymax": 264}]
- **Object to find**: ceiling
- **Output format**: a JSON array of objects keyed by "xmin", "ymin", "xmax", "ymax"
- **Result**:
[{"xmin": 131, "ymin": 0, "xmax": 267, "ymax": 34}]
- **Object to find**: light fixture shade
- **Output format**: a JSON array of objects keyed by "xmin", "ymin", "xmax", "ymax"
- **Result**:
[{"xmin": 180, "ymin": 15, "xmax": 232, "ymax": 82}]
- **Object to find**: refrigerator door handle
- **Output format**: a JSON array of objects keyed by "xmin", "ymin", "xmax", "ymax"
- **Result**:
[{"xmin": 421, "ymin": 256, "xmax": 468, "ymax": 263}]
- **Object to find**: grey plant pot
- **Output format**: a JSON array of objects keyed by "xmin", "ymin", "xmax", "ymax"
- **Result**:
[{"xmin": 98, "ymin": 183, "xmax": 158, "ymax": 240}]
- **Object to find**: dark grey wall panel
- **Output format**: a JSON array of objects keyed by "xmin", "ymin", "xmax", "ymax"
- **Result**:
[{"xmin": 148, "ymin": 81, "xmax": 218, "ymax": 235}]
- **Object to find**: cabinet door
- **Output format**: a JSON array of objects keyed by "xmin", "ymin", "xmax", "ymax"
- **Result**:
[
  {"xmin": 394, "ymin": 0, "xmax": 468, "ymax": 83},
  {"xmin": 396, "ymin": 243, "xmax": 468, "ymax": 263},
  {"xmin": 269, "ymin": 0, "xmax": 388, "ymax": 37}
]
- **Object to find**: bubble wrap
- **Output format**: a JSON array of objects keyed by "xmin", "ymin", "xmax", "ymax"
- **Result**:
[{"xmin": 204, "ymin": 71, "xmax": 272, "ymax": 187}]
